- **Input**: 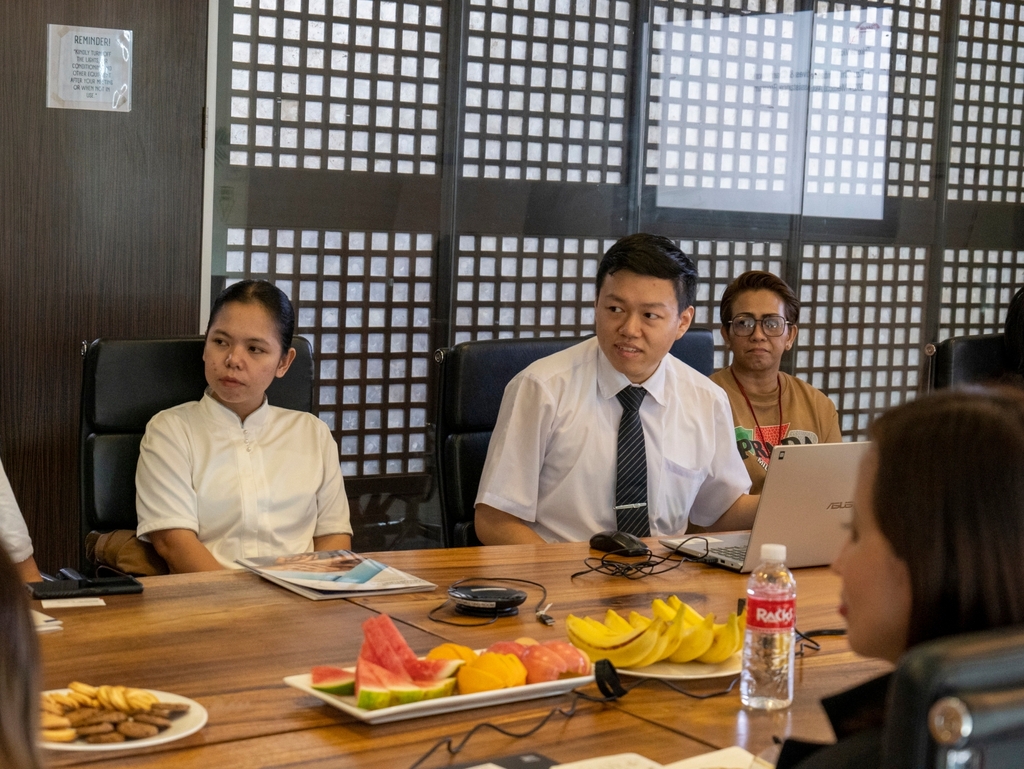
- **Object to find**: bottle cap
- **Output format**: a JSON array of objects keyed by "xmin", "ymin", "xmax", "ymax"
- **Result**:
[{"xmin": 761, "ymin": 543, "xmax": 787, "ymax": 562}]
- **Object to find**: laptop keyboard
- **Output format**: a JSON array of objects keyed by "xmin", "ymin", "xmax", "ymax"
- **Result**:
[{"xmin": 710, "ymin": 545, "xmax": 748, "ymax": 561}]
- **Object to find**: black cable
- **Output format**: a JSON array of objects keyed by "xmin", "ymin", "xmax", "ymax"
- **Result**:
[
  {"xmin": 407, "ymin": 693, "xmax": 581, "ymax": 769},
  {"xmin": 405, "ymin": 660, "xmax": 739, "ymax": 769}
]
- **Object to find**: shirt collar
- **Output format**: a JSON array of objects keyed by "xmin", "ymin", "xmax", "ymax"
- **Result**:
[
  {"xmin": 595, "ymin": 343, "xmax": 669, "ymax": 406},
  {"xmin": 200, "ymin": 388, "xmax": 270, "ymax": 429}
]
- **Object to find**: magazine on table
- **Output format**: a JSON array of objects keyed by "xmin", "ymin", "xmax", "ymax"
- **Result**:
[{"xmin": 237, "ymin": 550, "xmax": 436, "ymax": 601}]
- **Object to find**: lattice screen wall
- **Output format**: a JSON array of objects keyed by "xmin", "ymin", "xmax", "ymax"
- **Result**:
[
  {"xmin": 218, "ymin": 0, "xmax": 1024, "ymax": 475},
  {"xmin": 460, "ymin": 0, "xmax": 632, "ymax": 182},
  {"xmin": 948, "ymin": 0, "xmax": 1024, "ymax": 202},
  {"xmin": 224, "ymin": 227, "xmax": 436, "ymax": 476},
  {"xmin": 228, "ymin": 0, "xmax": 445, "ymax": 173},
  {"xmin": 795, "ymin": 244, "xmax": 927, "ymax": 434},
  {"xmin": 938, "ymin": 249, "xmax": 1024, "ymax": 340},
  {"xmin": 645, "ymin": 0, "xmax": 942, "ymax": 213}
]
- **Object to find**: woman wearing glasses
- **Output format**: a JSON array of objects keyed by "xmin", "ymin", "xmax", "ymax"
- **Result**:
[{"xmin": 709, "ymin": 272, "xmax": 841, "ymax": 494}]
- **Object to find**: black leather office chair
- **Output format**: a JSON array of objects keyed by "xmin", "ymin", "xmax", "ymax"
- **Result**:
[
  {"xmin": 881, "ymin": 625, "xmax": 1024, "ymax": 769},
  {"xmin": 433, "ymin": 329, "xmax": 715, "ymax": 547},
  {"xmin": 79, "ymin": 336, "xmax": 314, "ymax": 571},
  {"xmin": 930, "ymin": 333, "xmax": 1011, "ymax": 390}
]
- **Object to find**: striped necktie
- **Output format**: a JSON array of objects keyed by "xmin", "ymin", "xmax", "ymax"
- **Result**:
[{"xmin": 615, "ymin": 386, "xmax": 650, "ymax": 537}]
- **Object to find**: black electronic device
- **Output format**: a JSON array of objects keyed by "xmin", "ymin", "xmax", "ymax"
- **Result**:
[
  {"xmin": 448, "ymin": 583, "xmax": 528, "ymax": 617},
  {"xmin": 589, "ymin": 529, "xmax": 651, "ymax": 557},
  {"xmin": 27, "ymin": 575, "xmax": 144, "ymax": 600}
]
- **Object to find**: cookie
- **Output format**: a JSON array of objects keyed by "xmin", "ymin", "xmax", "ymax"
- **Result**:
[
  {"xmin": 154, "ymin": 701, "xmax": 191, "ymax": 714},
  {"xmin": 74, "ymin": 723, "xmax": 115, "ymax": 736},
  {"xmin": 85, "ymin": 731, "xmax": 127, "ymax": 744},
  {"xmin": 41, "ymin": 728, "xmax": 78, "ymax": 743},
  {"xmin": 132, "ymin": 713, "xmax": 172, "ymax": 728},
  {"xmin": 65, "ymin": 707, "xmax": 100, "ymax": 726},
  {"xmin": 40, "ymin": 713, "xmax": 71, "ymax": 730},
  {"xmin": 77, "ymin": 709, "xmax": 127, "ymax": 726},
  {"xmin": 117, "ymin": 721, "xmax": 159, "ymax": 739}
]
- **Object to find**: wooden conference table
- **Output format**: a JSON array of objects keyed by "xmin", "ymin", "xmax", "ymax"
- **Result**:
[{"xmin": 38, "ymin": 541, "xmax": 890, "ymax": 768}]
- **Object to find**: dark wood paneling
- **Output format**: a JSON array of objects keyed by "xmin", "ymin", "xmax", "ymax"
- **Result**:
[{"xmin": 0, "ymin": 2, "xmax": 207, "ymax": 571}]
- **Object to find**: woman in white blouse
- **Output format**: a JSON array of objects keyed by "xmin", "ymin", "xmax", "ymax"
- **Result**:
[
  {"xmin": 0, "ymin": 458, "xmax": 42, "ymax": 583},
  {"xmin": 135, "ymin": 280, "xmax": 352, "ymax": 572}
]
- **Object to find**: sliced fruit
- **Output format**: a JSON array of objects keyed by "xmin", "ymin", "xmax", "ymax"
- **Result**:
[
  {"xmin": 426, "ymin": 643, "xmax": 478, "ymax": 663},
  {"xmin": 311, "ymin": 665, "xmax": 355, "ymax": 696},
  {"xmin": 540, "ymin": 640, "xmax": 591, "ymax": 676},
  {"xmin": 457, "ymin": 652, "xmax": 528, "ymax": 694},
  {"xmin": 667, "ymin": 595, "xmax": 706, "ymax": 626},
  {"xmin": 521, "ymin": 643, "xmax": 568, "ymax": 684},
  {"xmin": 487, "ymin": 641, "xmax": 528, "ymax": 658},
  {"xmin": 651, "ymin": 598, "xmax": 677, "ymax": 624},
  {"xmin": 603, "ymin": 609, "xmax": 635, "ymax": 634},
  {"xmin": 406, "ymin": 657, "xmax": 463, "ymax": 681},
  {"xmin": 354, "ymin": 659, "xmax": 405, "ymax": 710},
  {"xmin": 627, "ymin": 611, "xmax": 652, "ymax": 630},
  {"xmin": 695, "ymin": 612, "xmax": 742, "ymax": 664},
  {"xmin": 566, "ymin": 615, "xmax": 664, "ymax": 669},
  {"xmin": 416, "ymin": 677, "xmax": 456, "ymax": 700},
  {"xmin": 668, "ymin": 613, "xmax": 716, "ymax": 663},
  {"xmin": 632, "ymin": 606, "xmax": 689, "ymax": 668}
]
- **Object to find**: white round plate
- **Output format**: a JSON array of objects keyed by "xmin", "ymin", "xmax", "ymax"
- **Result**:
[
  {"xmin": 40, "ymin": 689, "xmax": 207, "ymax": 752},
  {"xmin": 616, "ymin": 653, "xmax": 741, "ymax": 679}
]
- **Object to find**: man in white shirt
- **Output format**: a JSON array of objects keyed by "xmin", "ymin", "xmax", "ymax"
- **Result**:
[{"xmin": 475, "ymin": 233, "xmax": 758, "ymax": 544}]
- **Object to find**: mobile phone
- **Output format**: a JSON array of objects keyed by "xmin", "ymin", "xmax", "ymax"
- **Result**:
[{"xmin": 27, "ymin": 575, "xmax": 144, "ymax": 600}]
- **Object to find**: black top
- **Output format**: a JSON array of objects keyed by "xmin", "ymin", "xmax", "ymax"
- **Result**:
[{"xmin": 777, "ymin": 674, "xmax": 892, "ymax": 769}]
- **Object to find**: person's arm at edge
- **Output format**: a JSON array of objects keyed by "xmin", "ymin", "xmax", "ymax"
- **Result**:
[
  {"xmin": 475, "ymin": 503, "xmax": 545, "ymax": 545},
  {"xmin": 313, "ymin": 533, "xmax": 352, "ymax": 551},
  {"xmin": 149, "ymin": 529, "xmax": 224, "ymax": 573},
  {"xmin": 706, "ymin": 493, "xmax": 759, "ymax": 532},
  {"xmin": 15, "ymin": 555, "xmax": 41, "ymax": 583}
]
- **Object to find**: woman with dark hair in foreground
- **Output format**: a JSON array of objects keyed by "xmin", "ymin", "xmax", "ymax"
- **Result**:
[
  {"xmin": 778, "ymin": 387, "xmax": 1024, "ymax": 768},
  {"xmin": 0, "ymin": 546, "xmax": 41, "ymax": 769}
]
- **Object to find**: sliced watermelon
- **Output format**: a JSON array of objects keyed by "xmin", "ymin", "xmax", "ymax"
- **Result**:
[
  {"xmin": 406, "ymin": 657, "xmax": 463, "ymax": 681},
  {"xmin": 311, "ymin": 665, "xmax": 356, "ymax": 696},
  {"xmin": 416, "ymin": 677, "xmax": 457, "ymax": 700},
  {"xmin": 360, "ymin": 615, "xmax": 419, "ymax": 680},
  {"xmin": 355, "ymin": 659, "xmax": 406, "ymax": 710}
]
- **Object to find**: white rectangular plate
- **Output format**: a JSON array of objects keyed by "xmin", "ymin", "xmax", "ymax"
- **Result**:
[{"xmin": 284, "ymin": 670, "xmax": 594, "ymax": 725}]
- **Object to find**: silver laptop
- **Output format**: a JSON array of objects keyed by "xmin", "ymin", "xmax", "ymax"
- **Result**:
[{"xmin": 660, "ymin": 441, "xmax": 870, "ymax": 572}]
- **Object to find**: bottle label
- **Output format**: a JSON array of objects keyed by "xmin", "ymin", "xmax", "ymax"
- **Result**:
[{"xmin": 746, "ymin": 596, "xmax": 796, "ymax": 630}]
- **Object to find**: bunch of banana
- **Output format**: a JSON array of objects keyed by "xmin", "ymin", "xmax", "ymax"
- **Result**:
[{"xmin": 565, "ymin": 594, "xmax": 746, "ymax": 669}]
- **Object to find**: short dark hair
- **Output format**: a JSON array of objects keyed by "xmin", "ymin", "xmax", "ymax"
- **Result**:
[
  {"xmin": 1005, "ymin": 285, "xmax": 1024, "ymax": 375},
  {"xmin": 870, "ymin": 387, "xmax": 1024, "ymax": 648},
  {"xmin": 0, "ymin": 547, "xmax": 41, "ymax": 769},
  {"xmin": 719, "ymin": 271, "xmax": 800, "ymax": 326},
  {"xmin": 207, "ymin": 279, "xmax": 295, "ymax": 351},
  {"xmin": 596, "ymin": 233, "xmax": 698, "ymax": 313}
]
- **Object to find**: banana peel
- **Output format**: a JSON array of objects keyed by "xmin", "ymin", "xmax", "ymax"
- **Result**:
[
  {"xmin": 566, "ymin": 614, "xmax": 664, "ymax": 668},
  {"xmin": 668, "ymin": 612, "xmax": 716, "ymax": 663},
  {"xmin": 627, "ymin": 611, "xmax": 652, "ymax": 630},
  {"xmin": 632, "ymin": 606, "xmax": 689, "ymax": 667},
  {"xmin": 695, "ymin": 612, "xmax": 741, "ymax": 664},
  {"xmin": 666, "ymin": 595, "xmax": 706, "ymax": 626},
  {"xmin": 604, "ymin": 609, "xmax": 636, "ymax": 634}
]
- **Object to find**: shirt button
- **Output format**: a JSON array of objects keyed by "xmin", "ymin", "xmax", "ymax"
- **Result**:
[{"xmin": 247, "ymin": 446, "xmax": 252, "ymax": 453}]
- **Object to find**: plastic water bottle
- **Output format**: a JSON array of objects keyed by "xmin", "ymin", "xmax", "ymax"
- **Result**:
[{"xmin": 740, "ymin": 543, "xmax": 796, "ymax": 710}]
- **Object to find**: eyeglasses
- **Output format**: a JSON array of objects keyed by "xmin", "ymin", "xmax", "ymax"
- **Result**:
[{"xmin": 726, "ymin": 314, "xmax": 791, "ymax": 337}]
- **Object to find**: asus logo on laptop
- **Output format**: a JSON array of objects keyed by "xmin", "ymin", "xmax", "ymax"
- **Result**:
[{"xmin": 826, "ymin": 501, "xmax": 853, "ymax": 509}]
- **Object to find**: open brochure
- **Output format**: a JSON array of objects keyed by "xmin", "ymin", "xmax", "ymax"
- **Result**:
[{"xmin": 237, "ymin": 550, "xmax": 436, "ymax": 601}]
